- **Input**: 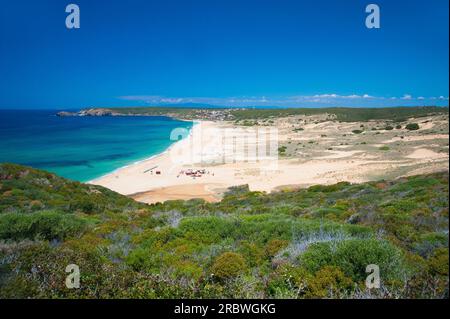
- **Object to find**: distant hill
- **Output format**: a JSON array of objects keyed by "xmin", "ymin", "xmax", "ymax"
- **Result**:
[{"xmin": 57, "ymin": 106, "xmax": 449, "ymax": 123}]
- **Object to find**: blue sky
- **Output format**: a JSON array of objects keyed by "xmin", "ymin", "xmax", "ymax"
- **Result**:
[{"xmin": 0, "ymin": 0, "xmax": 448, "ymax": 109}]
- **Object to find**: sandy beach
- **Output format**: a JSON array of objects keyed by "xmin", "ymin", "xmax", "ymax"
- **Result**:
[{"xmin": 90, "ymin": 115, "xmax": 449, "ymax": 204}]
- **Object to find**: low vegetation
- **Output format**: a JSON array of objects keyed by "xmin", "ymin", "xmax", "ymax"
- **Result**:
[
  {"xmin": 0, "ymin": 163, "xmax": 448, "ymax": 298},
  {"xmin": 230, "ymin": 107, "xmax": 447, "ymax": 122},
  {"xmin": 68, "ymin": 106, "xmax": 448, "ymax": 123},
  {"xmin": 406, "ymin": 123, "xmax": 420, "ymax": 131}
]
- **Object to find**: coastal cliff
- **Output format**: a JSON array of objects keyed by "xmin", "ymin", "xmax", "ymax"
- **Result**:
[
  {"xmin": 57, "ymin": 108, "xmax": 121, "ymax": 117},
  {"xmin": 56, "ymin": 106, "xmax": 448, "ymax": 123},
  {"xmin": 56, "ymin": 107, "xmax": 237, "ymax": 121}
]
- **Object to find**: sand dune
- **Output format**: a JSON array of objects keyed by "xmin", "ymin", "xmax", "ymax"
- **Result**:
[{"xmin": 90, "ymin": 117, "xmax": 449, "ymax": 204}]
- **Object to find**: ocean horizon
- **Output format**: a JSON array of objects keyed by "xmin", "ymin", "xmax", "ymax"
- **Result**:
[
  {"xmin": 4, "ymin": 104, "xmax": 449, "ymax": 111},
  {"xmin": 0, "ymin": 110, "xmax": 193, "ymax": 182}
]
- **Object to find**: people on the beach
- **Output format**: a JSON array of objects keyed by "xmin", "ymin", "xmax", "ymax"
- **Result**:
[
  {"xmin": 178, "ymin": 168, "xmax": 211, "ymax": 178},
  {"xmin": 144, "ymin": 167, "xmax": 214, "ymax": 178}
]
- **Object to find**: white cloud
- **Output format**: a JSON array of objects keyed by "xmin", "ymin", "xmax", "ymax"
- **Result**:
[
  {"xmin": 160, "ymin": 98, "xmax": 183, "ymax": 103},
  {"xmin": 401, "ymin": 94, "xmax": 412, "ymax": 100},
  {"xmin": 117, "ymin": 93, "xmax": 449, "ymax": 107},
  {"xmin": 313, "ymin": 94, "xmax": 338, "ymax": 98}
]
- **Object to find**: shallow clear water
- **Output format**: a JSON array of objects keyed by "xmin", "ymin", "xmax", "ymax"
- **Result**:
[{"xmin": 0, "ymin": 110, "xmax": 192, "ymax": 182}]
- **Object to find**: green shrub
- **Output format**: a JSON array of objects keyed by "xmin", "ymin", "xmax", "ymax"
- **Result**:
[
  {"xmin": 299, "ymin": 242, "xmax": 333, "ymax": 271},
  {"xmin": 406, "ymin": 123, "xmax": 420, "ymax": 130},
  {"xmin": 308, "ymin": 182, "xmax": 351, "ymax": 193},
  {"xmin": 312, "ymin": 207, "xmax": 346, "ymax": 219},
  {"xmin": 267, "ymin": 264, "xmax": 312, "ymax": 298},
  {"xmin": 0, "ymin": 211, "xmax": 88, "ymax": 241},
  {"xmin": 224, "ymin": 184, "xmax": 250, "ymax": 197},
  {"xmin": 212, "ymin": 252, "xmax": 247, "ymax": 280},
  {"xmin": 427, "ymin": 248, "xmax": 449, "ymax": 276},
  {"xmin": 413, "ymin": 233, "xmax": 448, "ymax": 258},
  {"xmin": 0, "ymin": 163, "xmax": 448, "ymax": 298},
  {"xmin": 384, "ymin": 125, "xmax": 394, "ymax": 130},
  {"xmin": 306, "ymin": 266, "xmax": 354, "ymax": 298},
  {"xmin": 267, "ymin": 264, "xmax": 354, "ymax": 298},
  {"xmin": 265, "ymin": 239, "xmax": 289, "ymax": 257},
  {"xmin": 238, "ymin": 241, "xmax": 265, "ymax": 267},
  {"xmin": 379, "ymin": 146, "xmax": 390, "ymax": 151},
  {"xmin": 278, "ymin": 146, "xmax": 287, "ymax": 154},
  {"xmin": 352, "ymin": 130, "xmax": 363, "ymax": 134},
  {"xmin": 299, "ymin": 239, "xmax": 406, "ymax": 282}
]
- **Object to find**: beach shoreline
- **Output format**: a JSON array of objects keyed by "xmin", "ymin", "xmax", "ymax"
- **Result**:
[
  {"xmin": 90, "ymin": 114, "xmax": 449, "ymax": 204},
  {"xmin": 88, "ymin": 120, "xmax": 200, "ymax": 184},
  {"xmin": 89, "ymin": 120, "xmax": 234, "ymax": 202}
]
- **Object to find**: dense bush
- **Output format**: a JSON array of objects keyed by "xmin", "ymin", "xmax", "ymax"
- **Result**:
[
  {"xmin": 306, "ymin": 266, "xmax": 354, "ymax": 298},
  {"xmin": 267, "ymin": 263, "xmax": 355, "ymax": 298},
  {"xmin": 265, "ymin": 239, "xmax": 289, "ymax": 257},
  {"xmin": 299, "ymin": 239, "xmax": 406, "ymax": 282},
  {"xmin": 0, "ymin": 163, "xmax": 143, "ymax": 214},
  {"xmin": 406, "ymin": 123, "xmax": 420, "ymax": 130},
  {"xmin": 0, "ymin": 211, "xmax": 88, "ymax": 241},
  {"xmin": 211, "ymin": 252, "xmax": 247, "ymax": 280},
  {"xmin": 427, "ymin": 248, "xmax": 449, "ymax": 276},
  {"xmin": 0, "ymin": 164, "xmax": 448, "ymax": 298},
  {"xmin": 228, "ymin": 106, "xmax": 447, "ymax": 122},
  {"xmin": 278, "ymin": 146, "xmax": 287, "ymax": 155}
]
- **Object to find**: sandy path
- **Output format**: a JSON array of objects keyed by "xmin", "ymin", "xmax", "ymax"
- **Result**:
[
  {"xmin": 383, "ymin": 134, "xmax": 449, "ymax": 144},
  {"xmin": 131, "ymin": 183, "xmax": 222, "ymax": 203},
  {"xmin": 406, "ymin": 148, "xmax": 448, "ymax": 159}
]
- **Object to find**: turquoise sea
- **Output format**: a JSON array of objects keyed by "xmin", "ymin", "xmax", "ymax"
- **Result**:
[{"xmin": 0, "ymin": 110, "xmax": 193, "ymax": 182}]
